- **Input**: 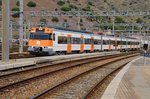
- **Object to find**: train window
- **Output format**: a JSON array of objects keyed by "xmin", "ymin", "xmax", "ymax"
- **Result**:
[
  {"xmin": 68, "ymin": 37, "xmax": 72, "ymax": 44},
  {"xmin": 58, "ymin": 36, "xmax": 67, "ymax": 44},
  {"xmin": 85, "ymin": 38, "xmax": 91, "ymax": 44},
  {"xmin": 128, "ymin": 42, "xmax": 130, "ymax": 45},
  {"xmin": 29, "ymin": 33, "xmax": 51, "ymax": 40},
  {"xmin": 117, "ymin": 41, "xmax": 120, "ymax": 45},
  {"xmin": 98, "ymin": 40, "xmax": 101, "ymax": 44},
  {"xmin": 81, "ymin": 38, "xmax": 84, "ymax": 44},
  {"xmin": 103, "ymin": 40, "xmax": 110, "ymax": 45},
  {"xmin": 72, "ymin": 37, "xmax": 81, "ymax": 44},
  {"xmin": 94, "ymin": 39, "xmax": 99, "ymax": 44},
  {"xmin": 103, "ymin": 40, "xmax": 107, "ymax": 45},
  {"xmin": 122, "ymin": 41, "xmax": 126, "ymax": 45},
  {"xmin": 110, "ymin": 40, "xmax": 114, "ymax": 45},
  {"xmin": 91, "ymin": 39, "xmax": 94, "ymax": 44}
]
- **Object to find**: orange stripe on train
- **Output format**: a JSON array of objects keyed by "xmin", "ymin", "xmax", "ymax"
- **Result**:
[
  {"xmin": 28, "ymin": 40, "xmax": 53, "ymax": 47},
  {"xmin": 90, "ymin": 37, "xmax": 94, "ymax": 52},
  {"xmin": 80, "ymin": 35, "xmax": 84, "ymax": 53},
  {"xmin": 67, "ymin": 34, "xmax": 72, "ymax": 54}
]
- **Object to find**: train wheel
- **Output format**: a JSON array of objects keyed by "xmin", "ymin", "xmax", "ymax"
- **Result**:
[{"xmin": 55, "ymin": 52, "xmax": 61, "ymax": 55}]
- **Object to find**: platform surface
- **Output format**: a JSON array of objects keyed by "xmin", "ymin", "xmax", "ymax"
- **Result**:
[
  {"xmin": 102, "ymin": 57, "xmax": 150, "ymax": 99},
  {"xmin": 0, "ymin": 51, "xmax": 119, "ymax": 71}
]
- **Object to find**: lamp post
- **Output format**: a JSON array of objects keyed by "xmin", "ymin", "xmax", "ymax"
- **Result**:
[
  {"xmin": 19, "ymin": 0, "xmax": 23, "ymax": 53},
  {"xmin": 2, "ymin": 0, "xmax": 10, "ymax": 61}
]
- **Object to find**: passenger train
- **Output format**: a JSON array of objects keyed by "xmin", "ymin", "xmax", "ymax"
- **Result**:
[{"xmin": 28, "ymin": 27, "xmax": 141, "ymax": 55}]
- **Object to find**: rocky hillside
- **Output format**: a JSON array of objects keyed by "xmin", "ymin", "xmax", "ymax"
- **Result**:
[{"xmin": 8, "ymin": 0, "xmax": 150, "ymax": 33}]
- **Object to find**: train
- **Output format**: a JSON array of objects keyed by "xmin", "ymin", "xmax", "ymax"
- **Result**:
[{"xmin": 28, "ymin": 27, "xmax": 142, "ymax": 55}]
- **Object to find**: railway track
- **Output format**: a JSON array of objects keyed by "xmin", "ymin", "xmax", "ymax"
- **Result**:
[
  {"xmin": 0, "ymin": 52, "xmax": 139, "ymax": 98},
  {"xmin": 30, "ymin": 54, "xmax": 138, "ymax": 99}
]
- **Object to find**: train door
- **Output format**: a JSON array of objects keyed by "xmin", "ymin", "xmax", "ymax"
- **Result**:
[
  {"xmin": 109, "ymin": 39, "xmax": 111, "ymax": 51},
  {"xmin": 52, "ymin": 33, "xmax": 55, "ymax": 46},
  {"xmin": 67, "ymin": 34, "xmax": 72, "ymax": 53},
  {"xmin": 100, "ymin": 36, "xmax": 103, "ymax": 51},
  {"xmin": 134, "ymin": 40, "xmax": 135, "ymax": 50},
  {"xmin": 115, "ymin": 37, "xmax": 118, "ymax": 50},
  {"xmin": 120, "ymin": 38, "xmax": 122, "ymax": 50},
  {"xmin": 80, "ymin": 35, "xmax": 84, "ymax": 53},
  {"xmin": 130, "ymin": 40, "xmax": 132, "ymax": 50},
  {"xmin": 91, "ymin": 37, "xmax": 94, "ymax": 52}
]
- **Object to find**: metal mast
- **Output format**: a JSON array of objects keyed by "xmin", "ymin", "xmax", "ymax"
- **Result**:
[
  {"xmin": 2, "ymin": 0, "xmax": 10, "ymax": 61},
  {"xmin": 19, "ymin": 0, "xmax": 23, "ymax": 53}
]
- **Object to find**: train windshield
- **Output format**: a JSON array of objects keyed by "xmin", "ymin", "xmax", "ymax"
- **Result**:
[{"xmin": 29, "ymin": 33, "xmax": 52, "ymax": 40}]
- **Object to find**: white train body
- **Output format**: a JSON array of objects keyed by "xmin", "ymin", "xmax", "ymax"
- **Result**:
[{"xmin": 28, "ymin": 27, "xmax": 141, "ymax": 55}]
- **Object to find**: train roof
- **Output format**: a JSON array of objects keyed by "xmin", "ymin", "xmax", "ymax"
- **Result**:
[{"xmin": 53, "ymin": 27, "xmax": 93, "ymax": 34}]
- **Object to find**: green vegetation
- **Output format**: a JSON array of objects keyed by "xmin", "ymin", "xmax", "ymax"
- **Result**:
[
  {"xmin": 27, "ymin": 1, "xmax": 36, "ymax": 7},
  {"xmin": 61, "ymin": 4, "xmax": 71, "ymax": 11},
  {"xmin": 51, "ymin": 17, "xmax": 59, "ymax": 22},
  {"xmin": 40, "ymin": 18, "xmax": 47, "ymax": 23},
  {"xmin": 0, "ymin": 0, "xmax": 2, "ymax": 6},
  {"xmin": 16, "ymin": 0, "xmax": 19, "ymax": 6},
  {"xmin": 81, "ymin": 27, "xmax": 86, "ymax": 30},
  {"xmin": 11, "ymin": 7, "xmax": 19, "ymax": 11},
  {"xmin": 57, "ymin": 0, "xmax": 65, "ymax": 6},
  {"xmin": 88, "ymin": 1, "xmax": 93, "ymax": 6},
  {"xmin": 136, "ymin": 18, "xmax": 143, "ymax": 23},
  {"xmin": 69, "ymin": 4, "xmax": 78, "ymax": 10},
  {"xmin": 82, "ymin": 5, "xmax": 91, "ymax": 11},
  {"xmin": 115, "ymin": 17, "xmax": 125, "ymax": 23}
]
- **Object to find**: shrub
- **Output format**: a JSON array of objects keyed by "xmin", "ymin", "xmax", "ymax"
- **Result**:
[
  {"xmin": 80, "ymin": 19, "xmax": 83, "ymax": 23},
  {"xmin": 12, "ymin": 12, "xmax": 20, "ymax": 18},
  {"xmin": 11, "ymin": 7, "xmax": 20, "ymax": 18},
  {"xmin": 52, "ymin": 17, "xmax": 59, "ymax": 22},
  {"xmin": 64, "ymin": 19, "xmax": 67, "ymax": 22},
  {"xmin": 136, "ymin": 18, "xmax": 143, "ymax": 23},
  {"xmin": 81, "ymin": 27, "xmax": 86, "ymax": 30},
  {"xmin": 115, "ymin": 17, "xmax": 125, "ymax": 23},
  {"xmin": 11, "ymin": 7, "xmax": 20, "ymax": 11},
  {"xmin": 104, "ymin": 0, "xmax": 107, "ymax": 3},
  {"xmin": 0, "ymin": 0, "xmax": 2, "ymax": 6},
  {"xmin": 82, "ymin": 5, "xmax": 91, "ymax": 11},
  {"xmin": 88, "ymin": 2, "xmax": 93, "ymax": 6},
  {"xmin": 40, "ymin": 18, "xmax": 47, "ymax": 23},
  {"xmin": 69, "ymin": 4, "xmax": 78, "ymax": 10},
  {"xmin": 16, "ymin": 0, "xmax": 19, "ymax": 6},
  {"xmin": 57, "ymin": 0, "xmax": 65, "ymax": 6},
  {"xmin": 61, "ymin": 5, "xmax": 71, "ymax": 11},
  {"xmin": 27, "ymin": 1, "xmax": 36, "ymax": 7}
]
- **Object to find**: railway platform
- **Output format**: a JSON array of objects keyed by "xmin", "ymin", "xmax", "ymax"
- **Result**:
[
  {"xmin": 0, "ymin": 51, "xmax": 119, "ymax": 71},
  {"xmin": 101, "ymin": 57, "xmax": 150, "ymax": 99}
]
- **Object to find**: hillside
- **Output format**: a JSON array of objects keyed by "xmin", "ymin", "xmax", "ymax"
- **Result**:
[{"xmin": 7, "ymin": 0, "xmax": 150, "ymax": 37}]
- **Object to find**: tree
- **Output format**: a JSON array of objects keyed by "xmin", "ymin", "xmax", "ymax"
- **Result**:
[{"xmin": 27, "ymin": 1, "xmax": 36, "ymax": 7}]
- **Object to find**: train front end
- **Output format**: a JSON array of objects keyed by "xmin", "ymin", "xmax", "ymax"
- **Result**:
[{"xmin": 28, "ymin": 27, "xmax": 55, "ymax": 55}]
